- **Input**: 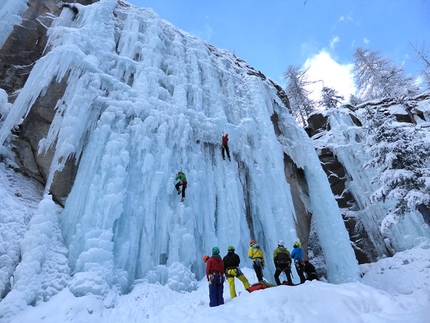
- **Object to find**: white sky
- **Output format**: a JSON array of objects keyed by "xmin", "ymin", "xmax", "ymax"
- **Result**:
[{"xmin": 304, "ymin": 50, "xmax": 356, "ymax": 102}]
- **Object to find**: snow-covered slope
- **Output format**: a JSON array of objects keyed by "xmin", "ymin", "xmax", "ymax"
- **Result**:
[{"xmin": 6, "ymin": 246, "xmax": 430, "ymax": 323}]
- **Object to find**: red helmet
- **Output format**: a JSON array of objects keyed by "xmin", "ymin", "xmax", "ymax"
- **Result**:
[
  {"xmin": 202, "ymin": 255, "xmax": 209, "ymax": 263},
  {"xmin": 303, "ymin": 258, "xmax": 309, "ymax": 263},
  {"xmin": 177, "ymin": 171, "xmax": 181, "ymax": 175},
  {"xmin": 250, "ymin": 239, "xmax": 256, "ymax": 245},
  {"xmin": 225, "ymin": 133, "xmax": 228, "ymax": 137}
]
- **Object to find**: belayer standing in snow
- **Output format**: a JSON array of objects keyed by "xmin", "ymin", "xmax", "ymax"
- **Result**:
[
  {"xmin": 291, "ymin": 241, "xmax": 306, "ymax": 284},
  {"xmin": 221, "ymin": 133, "xmax": 231, "ymax": 161},
  {"xmin": 273, "ymin": 240, "xmax": 293, "ymax": 286},
  {"xmin": 303, "ymin": 258, "xmax": 318, "ymax": 281},
  {"xmin": 223, "ymin": 245, "xmax": 250, "ymax": 299},
  {"xmin": 206, "ymin": 247, "xmax": 225, "ymax": 307},
  {"xmin": 248, "ymin": 239, "xmax": 265, "ymax": 282},
  {"xmin": 175, "ymin": 171, "xmax": 187, "ymax": 202}
]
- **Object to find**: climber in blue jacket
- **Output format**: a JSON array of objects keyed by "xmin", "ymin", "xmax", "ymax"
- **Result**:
[{"xmin": 290, "ymin": 241, "xmax": 306, "ymax": 284}]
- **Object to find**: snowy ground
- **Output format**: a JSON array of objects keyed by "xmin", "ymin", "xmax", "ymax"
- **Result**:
[{"xmin": 6, "ymin": 247, "xmax": 430, "ymax": 323}]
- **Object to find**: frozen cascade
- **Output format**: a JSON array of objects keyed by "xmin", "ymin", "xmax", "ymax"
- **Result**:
[
  {"xmin": 0, "ymin": 0, "xmax": 359, "ymax": 300},
  {"xmin": 321, "ymin": 108, "xmax": 430, "ymax": 252},
  {"xmin": 0, "ymin": 0, "xmax": 29, "ymax": 49}
]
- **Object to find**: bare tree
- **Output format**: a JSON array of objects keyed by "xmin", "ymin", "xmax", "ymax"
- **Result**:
[
  {"xmin": 410, "ymin": 42, "xmax": 430, "ymax": 89},
  {"xmin": 319, "ymin": 86, "xmax": 344, "ymax": 109},
  {"xmin": 353, "ymin": 47, "xmax": 419, "ymax": 102},
  {"xmin": 284, "ymin": 65, "xmax": 316, "ymax": 126}
]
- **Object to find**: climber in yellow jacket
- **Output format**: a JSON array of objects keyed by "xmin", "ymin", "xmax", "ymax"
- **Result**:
[{"xmin": 248, "ymin": 239, "xmax": 265, "ymax": 282}]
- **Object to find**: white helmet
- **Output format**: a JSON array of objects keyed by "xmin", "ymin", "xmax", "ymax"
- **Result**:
[{"xmin": 278, "ymin": 240, "xmax": 284, "ymax": 247}]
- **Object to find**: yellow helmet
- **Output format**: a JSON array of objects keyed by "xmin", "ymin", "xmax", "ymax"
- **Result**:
[{"xmin": 293, "ymin": 241, "xmax": 301, "ymax": 247}]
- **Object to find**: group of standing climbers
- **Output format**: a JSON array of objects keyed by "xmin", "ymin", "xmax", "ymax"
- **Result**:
[{"xmin": 202, "ymin": 240, "xmax": 318, "ymax": 307}]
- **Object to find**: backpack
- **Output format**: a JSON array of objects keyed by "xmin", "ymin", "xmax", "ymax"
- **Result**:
[{"xmin": 276, "ymin": 252, "xmax": 291, "ymax": 266}]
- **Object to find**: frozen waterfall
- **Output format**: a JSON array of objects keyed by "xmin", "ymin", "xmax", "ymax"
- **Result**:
[{"xmin": 0, "ymin": 0, "xmax": 359, "ymax": 299}]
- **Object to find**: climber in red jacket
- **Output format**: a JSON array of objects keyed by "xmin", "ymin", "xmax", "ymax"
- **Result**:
[
  {"xmin": 221, "ymin": 133, "xmax": 231, "ymax": 161},
  {"xmin": 206, "ymin": 247, "xmax": 225, "ymax": 307}
]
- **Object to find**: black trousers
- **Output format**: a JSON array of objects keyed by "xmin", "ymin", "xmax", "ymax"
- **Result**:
[
  {"xmin": 274, "ymin": 266, "xmax": 293, "ymax": 285},
  {"xmin": 175, "ymin": 181, "xmax": 187, "ymax": 198},
  {"xmin": 253, "ymin": 262, "xmax": 264, "ymax": 281},
  {"xmin": 222, "ymin": 144, "xmax": 230, "ymax": 160},
  {"xmin": 295, "ymin": 261, "xmax": 306, "ymax": 284}
]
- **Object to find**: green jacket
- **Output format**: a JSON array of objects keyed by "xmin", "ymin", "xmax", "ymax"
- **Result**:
[
  {"xmin": 175, "ymin": 172, "xmax": 187, "ymax": 182},
  {"xmin": 273, "ymin": 247, "xmax": 291, "ymax": 264}
]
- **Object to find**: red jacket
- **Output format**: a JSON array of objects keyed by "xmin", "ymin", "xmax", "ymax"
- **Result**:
[
  {"xmin": 206, "ymin": 256, "xmax": 224, "ymax": 277},
  {"xmin": 222, "ymin": 135, "xmax": 229, "ymax": 145}
]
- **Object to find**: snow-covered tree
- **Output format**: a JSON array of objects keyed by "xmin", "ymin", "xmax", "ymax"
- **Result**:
[
  {"xmin": 353, "ymin": 47, "xmax": 420, "ymax": 102},
  {"xmin": 363, "ymin": 109, "xmax": 430, "ymax": 229},
  {"xmin": 319, "ymin": 86, "xmax": 344, "ymax": 109},
  {"xmin": 284, "ymin": 65, "xmax": 316, "ymax": 126},
  {"xmin": 349, "ymin": 94, "xmax": 361, "ymax": 106}
]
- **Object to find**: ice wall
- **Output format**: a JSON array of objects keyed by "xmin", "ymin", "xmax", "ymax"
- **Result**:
[
  {"xmin": 318, "ymin": 108, "xmax": 430, "ymax": 254},
  {"xmin": 0, "ymin": 0, "xmax": 29, "ymax": 49},
  {"xmin": 0, "ymin": 0, "xmax": 359, "ymax": 297}
]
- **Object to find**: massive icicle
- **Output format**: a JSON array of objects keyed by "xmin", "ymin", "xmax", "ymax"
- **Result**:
[
  {"xmin": 0, "ymin": 0, "xmax": 29, "ymax": 49},
  {"xmin": 0, "ymin": 0, "xmax": 359, "ymax": 299}
]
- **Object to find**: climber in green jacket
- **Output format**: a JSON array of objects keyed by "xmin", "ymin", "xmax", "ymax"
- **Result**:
[{"xmin": 175, "ymin": 171, "xmax": 187, "ymax": 202}]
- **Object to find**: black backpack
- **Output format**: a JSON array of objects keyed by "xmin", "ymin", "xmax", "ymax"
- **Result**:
[{"xmin": 276, "ymin": 252, "xmax": 291, "ymax": 266}]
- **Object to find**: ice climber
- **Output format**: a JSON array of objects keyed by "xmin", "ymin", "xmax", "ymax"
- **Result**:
[
  {"xmin": 248, "ymin": 239, "xmax": 265, "ymax": 282},
  {"xmin": 223, "ymin": 245, "xmax": 250, "ymax": 299},
  {"xmin": 206, "ymin": 247, "xmax": 225, "ymax": 307},
  {"xmin": 303, "ymin": 258, "xmax": 318, "ymax": 281},
  {"xmin": 291, "ymin": 241, "xmax": 306, "ymax": 284},
  {"xmin": 175, "ymin": 171, "xmax": 187, "ymax": 202},
  {"xmin": 221, "ymin": 133, "xmax": 231, "ymax": 161},
  {"xmin": 273, "ymin": 240, "xmax": 293, "ymax": 285}
]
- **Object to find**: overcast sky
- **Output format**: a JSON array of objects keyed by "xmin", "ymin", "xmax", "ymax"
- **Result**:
[{"xmin": 127, "ymin": 0, "xmax": 430, "ymax": 101}]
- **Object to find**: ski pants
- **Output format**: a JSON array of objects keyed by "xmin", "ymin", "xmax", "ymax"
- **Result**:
[
  {"xmin": 175, "ymin": 180, "xmax": 187, "ymax": 199},
  {"xmin": 252, "ymin": 259, "xmax": 264, "ymax": 282},
  {"xmin": 208, "ymin": 274, "xmax": 225, "ymax": 307},
  {"xmin": 222, "ymin": 144, "xmax": 230, "ymax": 160},
  {"xmin": 226, "ymin": 267, "xmax": 250, "ymax": 299},
  {"xmin": 295, "ymin": 260, "xmax": 306, "ymax": 284},
  {"xmin": 274, "ymin": 265, "xmax": 293, "ymax": 285}
]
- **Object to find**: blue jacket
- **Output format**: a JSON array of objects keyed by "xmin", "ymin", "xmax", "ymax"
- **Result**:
[{"xmin": 290, "ymin": 246, "xmax": 302, "ymax": 262}]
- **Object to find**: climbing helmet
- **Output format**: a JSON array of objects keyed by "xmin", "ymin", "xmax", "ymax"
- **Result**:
[{"xmin": 212, "ymin": 246, "xmax": 220, "ymax": 255}]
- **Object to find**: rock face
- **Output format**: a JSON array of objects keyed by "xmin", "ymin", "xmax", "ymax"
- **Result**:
[
  {"xmin": 306, "ymin": 95, "xmax": 430, "ymax": 263},
  {"xmin": 0, "ymin": 0, "xmax": 98, "ymax": 205},
  {"xmin": 306, "ymin": 111, "xmax": 384, "ymax": 263}
]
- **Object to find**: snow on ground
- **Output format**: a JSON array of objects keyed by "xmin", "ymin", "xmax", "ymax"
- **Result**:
[{"xmin": 6, "ymin": 246, "xmax": 430, "ymax": 323}]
